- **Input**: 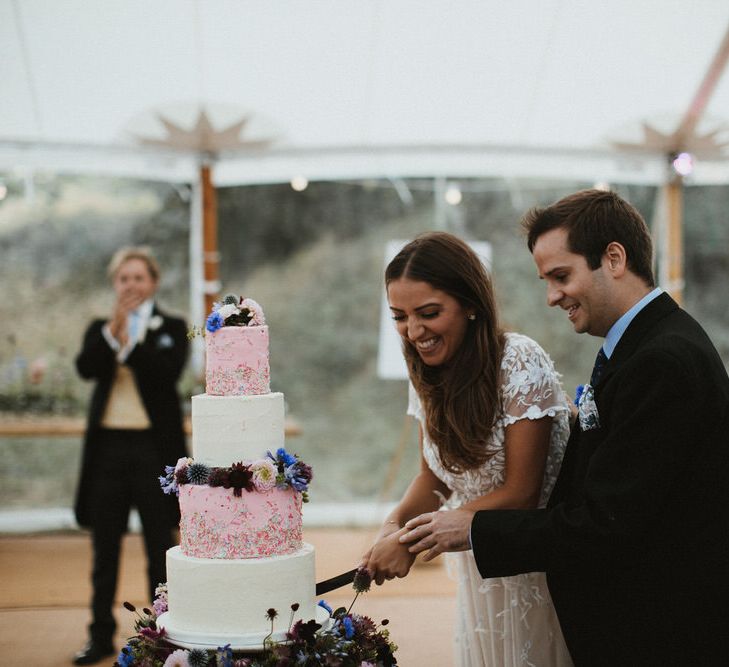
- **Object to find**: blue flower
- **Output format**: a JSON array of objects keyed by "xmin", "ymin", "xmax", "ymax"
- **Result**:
[
  {"xmin": 206, "ymin": 311, "xmax": 224, "ymax": 332},
  {"xmin": 215, "ymin": 644, "xmax": 233, "ymax": 667},
  {"xmin": 342, "ymin": 615, "xmax": 355, "ymax": 639},
  {"xmin": 116, "ymin": 646, "xmax": 135, "ymax": 667},
  {"xmin": 574, "ymin": 384, "xmax": 585, "ymax": 406},
  {"xmin": 276, "ymin": 447, "xmax": 297, "ymax": 467},
  {"xmin": 317, "ymin": 599, "xmax": 333, "ymax": 614}
]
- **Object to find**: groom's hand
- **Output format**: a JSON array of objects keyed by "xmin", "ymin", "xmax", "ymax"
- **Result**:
[{"xmin": 399, "ymin": 509, "xmax": 475, "ymax": 562}]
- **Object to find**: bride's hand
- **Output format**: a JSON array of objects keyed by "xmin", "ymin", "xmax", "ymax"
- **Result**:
[{"xmin": 359, "ymin": 528, "xmax": 417, "ymax": 586}]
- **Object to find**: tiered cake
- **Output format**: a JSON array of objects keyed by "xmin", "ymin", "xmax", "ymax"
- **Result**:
[{"xmin": 158, "ymin": 298, "xmax": 323, "ymax": 649}]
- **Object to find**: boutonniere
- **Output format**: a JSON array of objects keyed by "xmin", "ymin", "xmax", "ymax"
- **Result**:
[
  {"xmin": 148, "ymin": 315, "xmax": 163, "ymax": 331},
  {"xmin": 577, "ymin": 383, "xmax": 600, "ymax": 431}
]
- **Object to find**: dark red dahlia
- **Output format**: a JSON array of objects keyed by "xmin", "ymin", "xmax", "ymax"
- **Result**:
[{"xmin": 225, "ymin": 462, "xmax": 254, "ymax": 496}]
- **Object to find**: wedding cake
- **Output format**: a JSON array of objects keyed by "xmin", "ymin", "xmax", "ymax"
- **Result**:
[{"xmin": 157, "ymin": 297, "xmax": 324, "ymax": 649}]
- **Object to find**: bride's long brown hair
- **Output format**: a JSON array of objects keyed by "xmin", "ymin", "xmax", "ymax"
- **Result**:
[{"xmin": 386, "ymin": 232, "xmax": 505, "ymax": 473}]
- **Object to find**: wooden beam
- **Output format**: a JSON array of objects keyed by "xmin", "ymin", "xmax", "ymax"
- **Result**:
[
  {"xmin": 674, "ymin": 24, "xmax": 729, "ymax": 146},
  {"xmin": 201, "ymin": 163, "xmax": 220, "ymax": 315},
  {"xmin": 664, "ymin": 177, "xmax": 684, "ymax": 306}
]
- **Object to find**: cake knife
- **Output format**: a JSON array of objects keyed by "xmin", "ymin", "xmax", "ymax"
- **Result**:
[{"xmin": 315, "ymin": 568, "xmax": 358, "ymax": 596}]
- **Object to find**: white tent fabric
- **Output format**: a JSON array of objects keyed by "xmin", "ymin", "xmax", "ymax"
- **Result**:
[{"xmin": 2, "ymin": 0, "xmax": 729, "ymax": 185}]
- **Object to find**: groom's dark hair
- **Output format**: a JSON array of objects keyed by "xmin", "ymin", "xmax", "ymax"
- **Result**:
[{"xmin": 521, "ymin": 189, "xmax": 655, "ymax": 287}]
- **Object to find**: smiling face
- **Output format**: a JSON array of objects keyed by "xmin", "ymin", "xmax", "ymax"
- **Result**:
[
  {"xmin": 532, "ymin": 227, "xmax": 620, "ymax": 337},
  {"xmin": 112, "ymin": 257, "xmax": 158, "ymax": 302},
  {"xmin": 387, "ymin": 277, "xmax": 471, "ymax": 366}
]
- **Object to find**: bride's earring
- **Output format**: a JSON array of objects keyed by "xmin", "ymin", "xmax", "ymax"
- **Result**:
[{"xmin": 468, "ymin": 314, "xmax": 476, "ymax": 321}]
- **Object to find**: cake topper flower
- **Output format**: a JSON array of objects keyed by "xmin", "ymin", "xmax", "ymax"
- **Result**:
[{"xmin": 189, "ymin": 294, "xmax": 267, "ymax": 339}]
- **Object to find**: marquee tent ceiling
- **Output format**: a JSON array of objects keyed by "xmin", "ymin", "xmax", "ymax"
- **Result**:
[{"xmin": 2, "ymin": 0, "xmax": 729, "ymax": 186}]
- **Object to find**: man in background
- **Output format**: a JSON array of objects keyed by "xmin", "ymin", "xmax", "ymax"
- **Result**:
[{"xmin": 73, "ymin": 247, "xmax": 187, "ymax": 665}]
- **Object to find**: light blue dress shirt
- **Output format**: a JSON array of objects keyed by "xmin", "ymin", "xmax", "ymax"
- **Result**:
[{"xmin": 602, "ymin": 287, "xmax": 663, "ymax": 359}]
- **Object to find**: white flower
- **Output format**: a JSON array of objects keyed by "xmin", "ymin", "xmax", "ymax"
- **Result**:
[
  {"xmin": 163, "ymin": 649, "xmax": 190, "ymax": 667},
  {"xmin": 216, "ymin": 303, "xmax": 240, "ymax": 320},
  {"xmin": 251, "ymin": 459, "xmax": 277, "ymax": 491},
  {"xmin": 578, "ymin": 384, "xmax": 601, "ymax": 431},
  {"xmin": 148, "ymin": 315, "xmax": 163, "ymax": 331},
  {"xmin": 241, "ymin": 298, "xmax": 266, "ymax": 325},
  {"xmin": 174, "ymin": 457, "xmax": 192, "ymax": 474}
]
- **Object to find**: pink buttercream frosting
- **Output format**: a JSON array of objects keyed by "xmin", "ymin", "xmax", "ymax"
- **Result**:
[
  {"xmin": 178, "ymin": 485, "xmax": 302, "ymax": 559},
  {"xmin": 205, "ymin": 326, "xmax": 270, "ymax": 396}
]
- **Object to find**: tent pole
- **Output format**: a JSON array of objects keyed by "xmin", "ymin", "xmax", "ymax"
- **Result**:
[
  {"xmin": 664, "ymin": 173, "xmax": 685, "ymax": 306},
  {"xmin": 189, "ymin": 172, "xmax": 205, "ymax": 378},
  {"xmin": 201, "ymin": 162, "xmax": 221, "ymax": 315}
]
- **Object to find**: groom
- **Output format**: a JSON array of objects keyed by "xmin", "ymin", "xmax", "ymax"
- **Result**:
[{"xmin": 400, "ymin": 189, "xmax": 729, "ymax": 665}]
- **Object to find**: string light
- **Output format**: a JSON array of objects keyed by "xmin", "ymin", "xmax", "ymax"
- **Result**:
[
  {"xmin": 290, "ymin": 175, "xmax": 309, "ymax": 192},
  {"xmin": 671, "ymin": 152, "xmax": 694, "ymax": 177},
  {"xmin": 445, "ymin": 183, "xmax": 462, "ymax": 205}
]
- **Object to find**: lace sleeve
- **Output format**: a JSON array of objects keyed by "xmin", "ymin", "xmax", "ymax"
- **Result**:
[
  {"xmin": 406, "ymin": 381, "xmax": 423, "ymax": 421},
  {"xmin": 500, "ymin": 333, "xmax": 570, "ymax": 426}
]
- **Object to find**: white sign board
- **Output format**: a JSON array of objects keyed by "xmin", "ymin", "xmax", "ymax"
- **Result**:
[{"xmin": 377, "ymin": 239, "xmax": 492, "ymax": 380}]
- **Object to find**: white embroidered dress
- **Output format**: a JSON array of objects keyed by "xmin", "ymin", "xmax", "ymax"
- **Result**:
[{"xmin": 407, "ymin": 333, "xmax": 573, "ymax": 667}]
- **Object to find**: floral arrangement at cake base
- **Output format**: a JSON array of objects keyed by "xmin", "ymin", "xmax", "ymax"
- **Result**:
[{"xmin": 115, "ymin": 570, "xmax": 397, "ymax": 667}]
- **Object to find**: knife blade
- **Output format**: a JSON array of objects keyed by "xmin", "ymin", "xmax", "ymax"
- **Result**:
[{"xmin": 315, "ymin": 568, "xmax": 358, "ymax": 596}]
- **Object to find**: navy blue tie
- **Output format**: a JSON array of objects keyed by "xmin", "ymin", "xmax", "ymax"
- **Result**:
[{"xmin": 590, "ymin": 347, "xmax": 608, "ymax": 387}]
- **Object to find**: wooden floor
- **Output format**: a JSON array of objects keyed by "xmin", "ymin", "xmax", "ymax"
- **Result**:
[{"xmin": 0, "ymin": 529, "xmax": 456, "ymax": 666}]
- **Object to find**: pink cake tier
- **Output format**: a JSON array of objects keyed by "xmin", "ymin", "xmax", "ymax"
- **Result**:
[
  {"xmin": 205, "ymin": 326, "xmax": 270, "ymax": 396},
  {"xmin": 178, "ymin": 484, "xmax": 302, "ymax": 559}
]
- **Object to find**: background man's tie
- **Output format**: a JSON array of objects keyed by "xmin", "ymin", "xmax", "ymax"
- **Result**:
[{"xmin": 128, "ymin": 311, "xmax": 140, "ymax": 344}]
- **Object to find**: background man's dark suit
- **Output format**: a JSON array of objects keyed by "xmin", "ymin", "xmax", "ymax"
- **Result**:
[
  {"xmin": 74, "ymin": 304, "xmax": 187, "ymax": 644},
  {"xmin": 471, "ymin": 293, "xmax": 729, "ymax": 665}
]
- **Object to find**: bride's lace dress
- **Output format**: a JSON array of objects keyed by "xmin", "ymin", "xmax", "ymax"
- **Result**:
[{"xmin": 408, "ymin": 333, "xmax": 573, "ymax": 666}]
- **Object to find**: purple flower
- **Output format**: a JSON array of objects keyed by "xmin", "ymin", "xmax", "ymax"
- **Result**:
[
  {"xmin": 159, "ymin": 465, "xmax": 179, "ymax": 496},
  {"xmin": 288, "ymin": 619, "xmax": 321, "ymax": 645},
  {"xmin": 206, "ymin": 311, "xmax": 224, "ymax": 333},
  {"xmin": 284, "ymin": 462, "xmax": 311, "ymax": 492},
  {"xmin": 152, "ymin": 596, "xmax": 168, "ymax": 616},
  {"xmin": 140, "ymin": 624, "xmax": 167, "ymax": 641}
]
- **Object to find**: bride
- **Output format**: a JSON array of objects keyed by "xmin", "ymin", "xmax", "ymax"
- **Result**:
[{"xmin": 360, "ymin": 232, "xmax": 573, "ymax": 666}]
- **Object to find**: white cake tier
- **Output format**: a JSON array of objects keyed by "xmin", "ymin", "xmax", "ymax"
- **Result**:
[
  {"xmin": 191, "ymin": 392, "xmax": 285, "ymax": 466},
  {"xmin": 157, "ymin": 605, "xmax": 331, "ymax": 651},
  {"xmin": 165, "ymin": 544, "xmax": 316, "ymax": 638}
]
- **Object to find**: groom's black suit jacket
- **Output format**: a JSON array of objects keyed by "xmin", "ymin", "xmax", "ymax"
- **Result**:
[{"xmin": 471, "ymin": 293, "xmax": 729, "ymax": 665}]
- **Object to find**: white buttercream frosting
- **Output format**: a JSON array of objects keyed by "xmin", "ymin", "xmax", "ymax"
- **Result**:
[
  {"xmin": 164, "ymin": 544, "xmax": 316, "ymax": 637},
  {"xmin": 191, "ymin": 392, "xmax": 285, "ymax": 466}
]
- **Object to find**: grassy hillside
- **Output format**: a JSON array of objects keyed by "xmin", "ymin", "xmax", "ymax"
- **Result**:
[{"xmin": 1, "ymin": 175, "xmax": 728, "ymax": 507}]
